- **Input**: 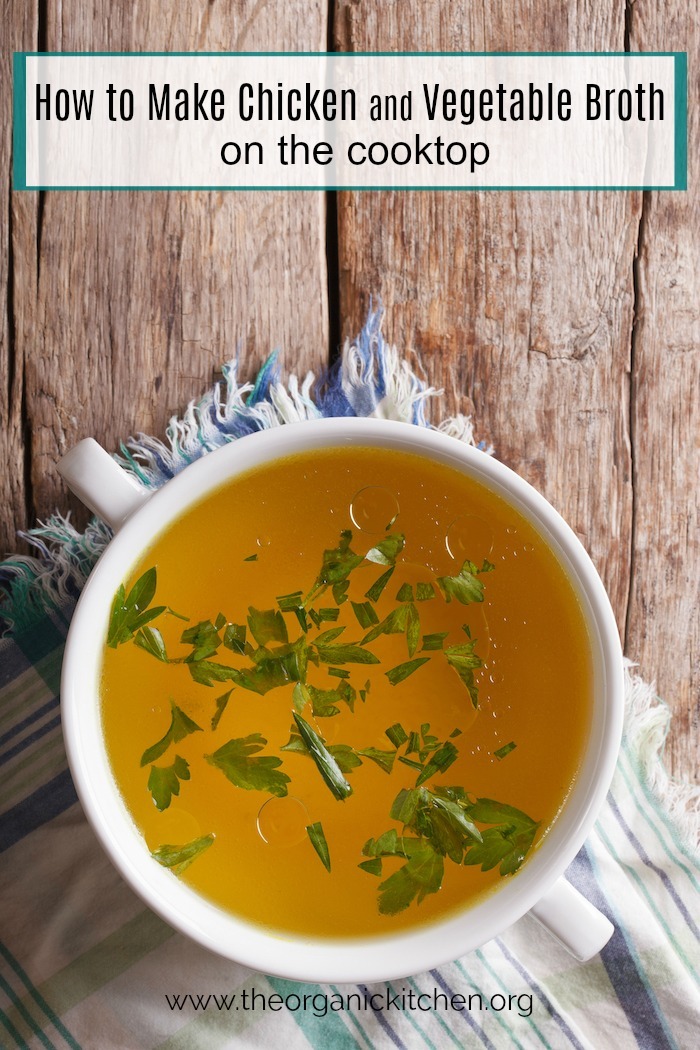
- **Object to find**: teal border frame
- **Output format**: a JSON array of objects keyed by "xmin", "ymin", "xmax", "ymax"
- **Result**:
[{"xmin": 13, "ymin": 51, "xmax": 688, "ymax": 192}]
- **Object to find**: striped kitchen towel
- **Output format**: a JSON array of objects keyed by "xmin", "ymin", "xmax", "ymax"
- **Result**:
[{"xmin": 1, "ymin": 310, "xmax": 698, "ymax": 1049}]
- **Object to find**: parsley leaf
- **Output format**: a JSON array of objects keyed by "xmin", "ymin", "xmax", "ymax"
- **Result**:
[
  {"xmin": 415, "ymin": 742, "xmax": 459, "ymax": 786},
  {"xmin": 147, "ymin": 755, "xmax": 190, "ymax": 811},
  {"xmin": 365, "ymin": 533, "xmax": 405, "ymax": 566},
  {"xmin": 314, "ymin": 642, "xmax": 380, "ymax": 666},
  {"xmin": 206, "ymin": 734, "xmax": 290, "ymax": 797},
  {"xmin": 140, "ymin": 702, "xmax": 202, "ymax": 767},
  {"xmin": 247, "ymin": 607, "xmax": 288, "ymax": 646},
  {"xmin": 385, "ymin": 723, "xmax": 408, "ymax": 747},
  {"xmin": 306, "ymin": 822, "xmax": 331, "ymax": 872},
  {"xmin": 359, "ymin": 857, "xmax": 383, "ymax": 876},
  {"xmin": 385, "ymin": 657, "xmax": 430, "ymax": 685},
  {"xmin": 134, "ymin": 626, "xmax": 168, "ymax": 662},
  {"xmin": 180, "ymin": 618, "xmax": 223, "ymax": 661},
  {"xmin": 444, "ymin": 639, "xmax": 482, "ymax": 708},
  {"xmin": 461, "ymin": 800, "xmax": 539, "ymax": 875},
  {"xmin": 351, "ymin": 600, "xmax": 379, "ymax": 629},
  {"xmin": 107, "ymin": 567, "xmax": 165, "ymax": 647},
  {"xmin": 436, "ymin": 561, "xmax": 486, "ymax": 605},
  {"xmin": 222, "ymin": 623, "xmax": 247, "ymax": 655},
  {"xmin": 292, "ymin": 713, "xmax": 353, "ymax": 801},
  {"xmin": 357, "ymin": 747, "xmax": 397, "ymax": 774},
  {"xmin": 416, "ymin": 582, "xmax": 436, "ymax": 601},
  {"xmin": 307, "ymin": 530, "xmax": 364, "ymax": 603},
  {"xmin": 151, "ymin": 833, "xmax": 214, "ymax": 876},
  {"xmin": 365, "ymin": 566, "xmax": 395, "ymax": 602},
  {"xmin": 494, "ymin": 741, "xmax": 517, "ymax": 760},
  {"xmin": 211, "ymin": 689, "xmax": 233, "ymax": 731},
  {"xmin": 378, "ymin": 844, "xmax": 444, "ymax": 915},
  {"xmin": 421, "ymin": 632, "xmax": 449, "ymax": 651}
]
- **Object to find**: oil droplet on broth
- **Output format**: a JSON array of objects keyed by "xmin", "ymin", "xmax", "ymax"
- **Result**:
[
  {"xmin": 350, "ymin": 487, "xmax": 399, "ymax": 533},
  {"xmin": 445, "ymin": 516, "xmax": 494, "ymax": 564},
  {"xmin": 256, "ymin": 535, "xmax": 271, "ymax": 549},
  {"xmin": 257, "ymin": 796, "xmax": 309, "ymax": 847},
  {"xmin": 151, "ymin": 809, "xmax": 202, "ymax": 846}
]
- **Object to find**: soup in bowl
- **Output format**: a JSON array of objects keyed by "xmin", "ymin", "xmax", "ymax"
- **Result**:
[{"xmin": 60, "ymin": 419, "xmax": 623, "ymax": 982}]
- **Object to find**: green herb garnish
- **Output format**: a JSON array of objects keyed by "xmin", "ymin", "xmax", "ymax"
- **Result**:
[
  {"xmin": 314, "ymin": 642, "xmax": 380, "ymax": 666},
  {"xmin": 351, "ymin": 600, "xmax": 380, "ymax": 629},
  {"xmin": 357, "ymin": 747, "xmax": 397, "ymax": 774},
  {"xmin": 306, "ymin": 822, "xmax": 331, "ymax": 872},
  {"xmin": 378, "ymin": 843, "xmax": 444, "ymax": 915},
  {"xmin": 147, "ymin": 755, "xmax": 190, "ymax": 811},
  {"xmin": 421, "ymin": 632, "xmax": 449, "ymax": 651},
  {"xmin": 223, "ymin": 623, "xmax": 247, "ymax": 654},
  {"xmin": 134, "ymin": 626, "xmax": 168, "ymax": 662},
  {"xmin": 365, "ymin": 566, "xmax": 395, "ymax": 602},
  {"xmin": 416, "ymin": 582, "xmax": 436, "ymax": 601},
  {"xmin": 211, "ymin": 689, "xmax": 233, "ymax": 731},
  {"xmin": 151, "ymin": 834, "xmax": 214, "ymax": 876},
  {"xmin": 107, "ymin": 567, "xmax": 165, "ymax": 647},
  {"xmin": 247, "ymin": 607, "xmax": 288, "ymax": 646},
  {"xmin": 461, "ymin": 798, "xmax": 538, "ymax": 875},
  {"xmin": 292, "ymin": 713, "xmax": 353, "ymax": 801},
  {"xmin": 385, "ymin": 723, "xmax": 408, "ymax": 748},
  {"xmin": 385, "ymin": 657, "xmax": 430, "ymax": 685},
  {"xmin": 140, "ymin": 702, "xmax": 202, "ymax": 767},
  {"xmin": 205, "ymin": 734, "xmax": 290, "ymax": 797},
  {"xmin": 358, "ymin": 857, "xmax": 383, "ymax": 876},
  {"xmin": 415, "ymin": 742, "xmax": 459, "ymax": 786},
  {"xmin": 494, "ymin": 741, "xmax": 517, "ymax": 760},
  {"xmin": 436, "ymin": 561, "xmax": 486, "ymax": 605},
  {"xmin": 444, "ymin": 639, "xmax": 482, "ymax": 708},
  {"xmin": 365, "ymin": 533, "xmax": 405, "ymax": 566}
]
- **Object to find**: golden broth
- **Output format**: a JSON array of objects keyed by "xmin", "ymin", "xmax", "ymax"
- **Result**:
[{"xmin": 101, "ymin": 446, "xmax": 592, "ymax": 938}]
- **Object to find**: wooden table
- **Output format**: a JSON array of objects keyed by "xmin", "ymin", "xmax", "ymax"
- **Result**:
[{"xmin": 2, "ymin": 2, "xmax": 697, "ymax": 782}]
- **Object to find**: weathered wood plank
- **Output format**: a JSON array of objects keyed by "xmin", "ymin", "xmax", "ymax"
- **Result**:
[
  {"xmin": 27, "ymin": 0, "xmax": 328, "ymax": 528},
  {"xmin": 334, "ymin": 4, "xmax": 647, "ymax": 726},
  {"xmin": 0, "ymin": 3, "xmax": 37, "ymax": 555},
  {"xmin": 627, "ymin": 7, "xmax": 699, "ymax": 779}
]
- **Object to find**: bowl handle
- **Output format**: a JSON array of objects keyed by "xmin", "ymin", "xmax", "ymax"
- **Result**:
[
  {"xmin": 529, "ymin": 877, "xmax": 614, "ymax": 961},
  {"xmin": 57, "ymin": 438, "xmax": 150, "ymax": 532}
]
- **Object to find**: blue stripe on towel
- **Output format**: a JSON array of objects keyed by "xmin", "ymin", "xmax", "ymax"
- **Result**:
[
  {"xmin": 0, "ymin": 715, "xmax": 61, "ymax": 768},
  {"xmin": 574, "ymin": 846, "xmax": 677, "ymax": 1050},
  {"xmin": 0, "ymin": 769, "xmax": 77, "ymax": 852},
  {"xmin": 357, "ymin": 985, "xmax": 407, "ymax": 1049},
  {"xmin": 430, "ymin": 969, "xmax": 498, "ymax": 1049},
  {"xmin": 606, "ymin": 793, "xmax": 700, "ymax": 940},
  {"xmin": 0, "ymin": 697, "xmax": 60, "ymax": 749}
]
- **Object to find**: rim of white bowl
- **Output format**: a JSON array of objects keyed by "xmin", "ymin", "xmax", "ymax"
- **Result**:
[{"xmin": 61, "ymin": 418, "xmax": 624, "ymax": 983}]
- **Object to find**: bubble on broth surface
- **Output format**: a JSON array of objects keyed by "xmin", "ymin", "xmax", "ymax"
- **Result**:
[
  {"xmin": 256, "ymin": 534, "xmax": 271, "ymax": 548},
  {"xmin": 257, "ymin": 796, "xmax": 309, "ymax": 847},
  {"xmin": 152, "ymin": 809, "xmax": 202, "ymax": 845},
  {"xmin": 445, "ymin": 516, "xmax": 494, "ymax": 564},
  {"xmin": 350, "ymin": 486, "xmax": 399, "ymax": 534}
]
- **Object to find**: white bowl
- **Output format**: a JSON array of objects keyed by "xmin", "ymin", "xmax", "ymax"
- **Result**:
[{"xmin": 60, "ymin": 419, "xmax": 624, "ymax": 982}]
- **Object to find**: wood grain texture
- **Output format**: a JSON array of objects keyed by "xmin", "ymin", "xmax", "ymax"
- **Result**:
[
  {"xmin": 334, "ymin": 1, "xmax": 696, "ymax": 777},
  {"xmin": 1, "ymin": 2, "xmax": 37, "ymax": 555},
  {"xmin": 24, "ymin": 0, "xmax": 328, "ymax": 531},
  {"xmin": 626, "ymin": 3, "xmax": 700, "ymax": 781}
]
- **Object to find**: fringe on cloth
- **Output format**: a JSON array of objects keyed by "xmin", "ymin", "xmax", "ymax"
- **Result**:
[
  {"xmin": 622, "ymin": 660, "xmax": 700, "ymax": 853},
  {"xmin": 0, "ymin": 307, "xmax": 485, "ymax": 632}
]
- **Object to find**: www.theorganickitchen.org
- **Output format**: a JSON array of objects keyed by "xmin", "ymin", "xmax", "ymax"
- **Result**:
[{"xmin": 164, "ymin": 986, "xmax": 534, "ymax": 1019}]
